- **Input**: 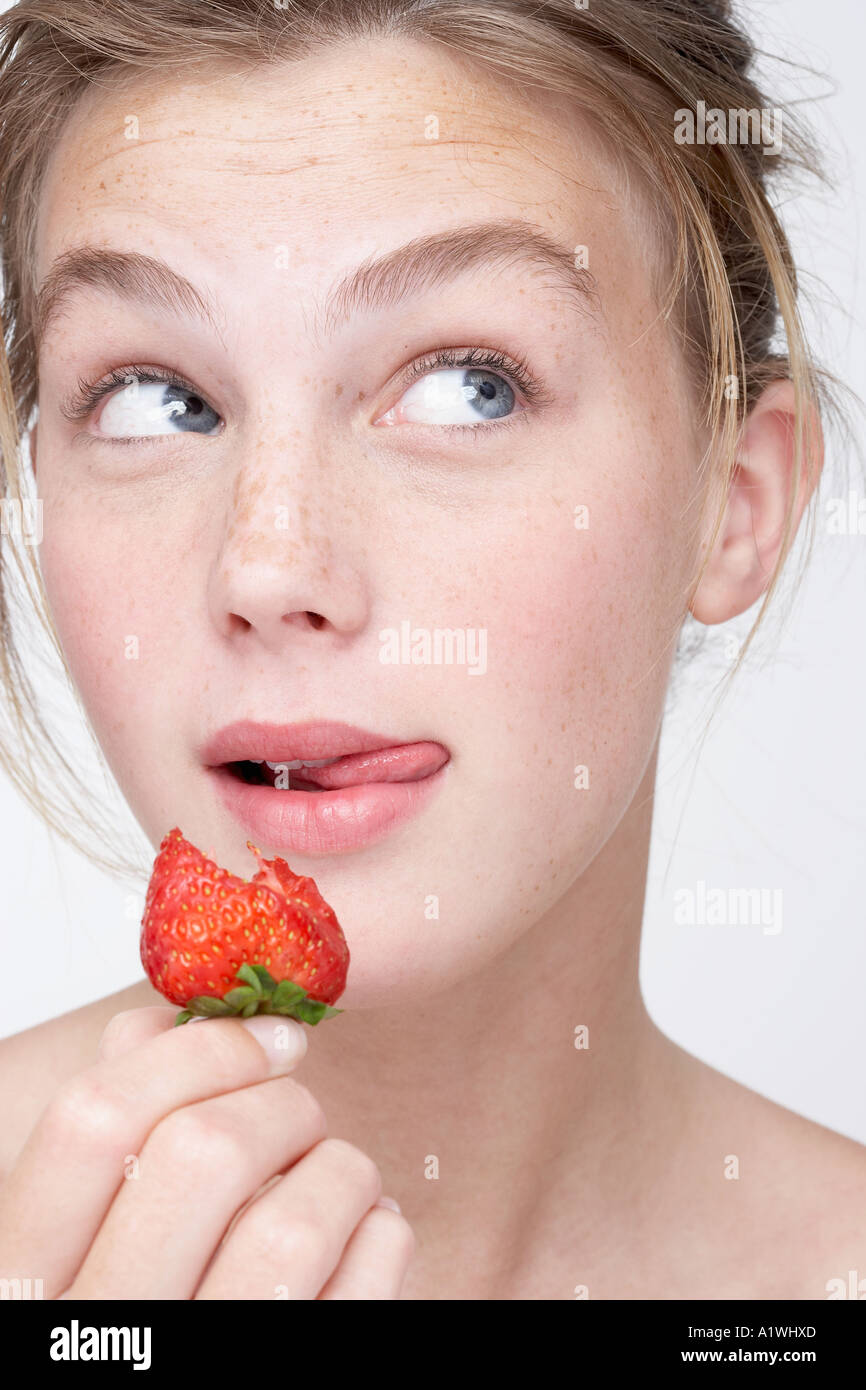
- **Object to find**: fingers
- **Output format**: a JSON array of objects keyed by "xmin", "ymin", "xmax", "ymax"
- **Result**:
[
  {"xmin": 0, "ymin": 1011, "xmax": 308, "ymax": 1297},
  {"xmin": 1, "ymin": 1006, "xmax": 413, "ymax": 1303},
  {"xmin": 194, "ymin": 1137, "xmax": 384, "ymax": 1300},
  {"xmin": 317, "ymin": 1205, "xmax": 416, "ymax": 1300},
  {"xmin": 70, "ymin": 1074, "xmax": 327, "ymax": 1299},
  {"xmin": 96, "ymin": 1006, "xmax": 179, "ymax": 1062}
]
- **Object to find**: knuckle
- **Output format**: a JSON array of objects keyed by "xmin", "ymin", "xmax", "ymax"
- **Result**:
[
  {"xmin": 317, "ymin": 1137, "xmax": 381, "ymax": 1197},
  {"xmin": 148, "ymin": 1105, "xmax": 251, "ymax": 1178},
  {"xmin": 368, "ymin": 1207, "xmax": 416, "ymax": 1266},
  {"xmin": 245, "ymin": 1208, "xmax": 324, "ymax": 1267},
  {"xmin": 193, "ymin": 1019, "xmax": 257, "ymax": 1086},
  {"xmin": 96, "ymin": 1006, "xmax": 173, "ymax": 1059},
  {"xmin": 357, "ymin": 1205, "xmax": 416, "ymax": 1262},
  {"xmin": 279, "ymin": 1078, "xmax": 327, "ymax": 1141},
  {"xmin": 388, "ymin": 1213, "xmax": 417, "ymax": 1256},
  {"xmin": 95, "ymin": 1010, "xmax": 137, "ymax": 1058},
  {"xmin": 42, "ymin": 1071, "xmax": 127, "ymax": 1151}
]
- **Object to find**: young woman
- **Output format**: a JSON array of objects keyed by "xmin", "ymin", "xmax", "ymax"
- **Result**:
[{"xmin": 0, "ymin": 0, "xmax": 862, "ymax": 1300}]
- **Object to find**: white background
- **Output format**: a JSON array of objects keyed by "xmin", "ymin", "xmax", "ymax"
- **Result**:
[{"xmin": 1, "ymin": 0, "xmax": 864, "ymax": 1142}]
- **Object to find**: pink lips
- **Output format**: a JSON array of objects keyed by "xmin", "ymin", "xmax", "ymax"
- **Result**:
[{"xmin": 200, "ymin": 720, "xmax": 450, "ymax": 856}]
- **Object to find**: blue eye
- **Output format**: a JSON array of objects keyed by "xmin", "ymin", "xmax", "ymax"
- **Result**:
[
  {"xmin": 61, "ymin": 364, "xmax": 222, "ymax": 442},
  {"xmin": 383, "ymin": 366, "xmax": 517, "ymax": 427},
  {"xmin": 96, "ymin": 376, "xmax": 221, "ymax": 439},
  {"xmin": 376, "ymin": 346, "xmax": 543, "ymax": 433},
  {"xmin": 63, "ymin": 345, "xmax": 544, "ymax": 447}
]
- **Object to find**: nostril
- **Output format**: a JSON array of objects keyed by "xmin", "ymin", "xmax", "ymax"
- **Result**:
[{"xmin": 305, "ymin": 611, "xmax": 325, "ymax": 630}]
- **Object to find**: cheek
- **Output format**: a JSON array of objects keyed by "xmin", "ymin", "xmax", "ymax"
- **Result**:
[
  {"xmin": 506, "ymin": 498, "xmax": 678, "ymax": 758},
  {"xmin": 431, "ymin": 442, "xmax": 692, "ymax": 933},
  {"xmin": 37, "ymin": 489, "xmax": 182, "ymax": 773}
]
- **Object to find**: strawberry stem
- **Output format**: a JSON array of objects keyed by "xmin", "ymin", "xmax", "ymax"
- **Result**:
[{"xmin": 174, "ymin": 961, "xmax": 343, "ymax": 1027}]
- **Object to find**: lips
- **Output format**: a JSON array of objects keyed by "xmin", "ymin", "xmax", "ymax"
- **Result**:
[
  {"xmin": 200, "ymin": 720, "xmax": 450, "ymax": 855},
  {"xmin": 200, "ymin": 720, "xmax": 448, "ymax": 783},
  {"xmin": 237, "ymin": 743, "xmax": 448, "ymax": 792}
]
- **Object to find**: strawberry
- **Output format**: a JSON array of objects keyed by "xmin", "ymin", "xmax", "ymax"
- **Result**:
[{"xmin": 140, "ymin": 828, "xmax": 349, "ymax": 1027}]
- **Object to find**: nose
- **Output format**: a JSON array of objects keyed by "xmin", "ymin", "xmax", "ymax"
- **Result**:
[{"xmin": 208, "ymin": 457, "xmax": 369, "ymax": 652}]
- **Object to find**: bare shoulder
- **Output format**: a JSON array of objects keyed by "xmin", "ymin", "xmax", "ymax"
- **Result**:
[
  {"xmin": 0, "ymin": 979, "xmax": 165, "ymax": 1179},
  {"xmin": 666, "ymin": 1038, "xmax": 866, "ymax": 1299}
]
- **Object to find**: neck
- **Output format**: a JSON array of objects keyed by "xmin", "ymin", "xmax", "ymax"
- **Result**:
[{"xmin": 288, "ymin": 740, "xmax": 684, "ymax": 1295}]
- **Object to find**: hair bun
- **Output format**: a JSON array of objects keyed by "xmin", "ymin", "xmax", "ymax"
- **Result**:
[
  {"xmin": 654, "ymin": 0, "xmax": 754, "ymax": 81},
  {"xmin": 681, "ymin": 0, "xmax": 732, "ymax": 17}
]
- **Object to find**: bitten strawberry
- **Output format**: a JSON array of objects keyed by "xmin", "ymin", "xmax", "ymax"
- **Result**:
[{"xmin": 140, "ymin": 828, "xmax": 349, "ymax": 1026}]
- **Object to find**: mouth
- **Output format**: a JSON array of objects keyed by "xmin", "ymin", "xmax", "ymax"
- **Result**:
[
  {"xmin": 222, "ymin": 742, "xmax": 446, "ymax": 793},
  {"xmin": 200, "ymin": 720, "xmax": 450, "ymax": 856},
  {"xmin": 228, "ymin": 757, "xmax": 342, "ymax": 790}
]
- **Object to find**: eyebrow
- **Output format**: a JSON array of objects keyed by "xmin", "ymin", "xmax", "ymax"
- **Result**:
[
  {"xmin": 318, "ymin": 218, "xmax": 600, "ymax": 337},
  {"xmin": 34, "ymin": 218, "xmax": 600, "ymax": 352},
  {"xmin": 35, "ymin": 246, "xmax": 228, "ymax": 352}
]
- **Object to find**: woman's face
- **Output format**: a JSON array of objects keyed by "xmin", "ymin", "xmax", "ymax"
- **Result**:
[{"xmin": 32, "ymin": 37, "xmax": 707, "ymax": 1006}]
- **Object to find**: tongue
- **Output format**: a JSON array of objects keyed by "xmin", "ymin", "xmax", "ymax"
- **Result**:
[{"xmin": 289, "ymin": 741, "xmax": 448, "ymax": 790}]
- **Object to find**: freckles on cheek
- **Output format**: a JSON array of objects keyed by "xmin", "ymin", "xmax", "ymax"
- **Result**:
[
  {"xmin": 38, "ymin": 520, "xmax": 171, "ymax": 744},
  {"xmin": 486, "ymin": 478, "xmax": 683, "ymax": 792},
  {"xmin": 501, "ymin": 501, "xmax": 675, "ymax": 690}
]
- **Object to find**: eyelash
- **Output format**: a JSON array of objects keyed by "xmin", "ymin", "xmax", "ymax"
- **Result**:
[
  {"xmin": 63, "ymin": 346, "xmax": 544, "ymax": 446},
  {"xmin": 62, "ymin": 362, "xmax": 206, "ymax": 449}
]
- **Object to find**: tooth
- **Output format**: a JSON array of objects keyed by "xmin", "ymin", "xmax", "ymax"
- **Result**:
[
  {"xmin": 266, "ymin": 759, "xmax": 303, "ymax": 770},
  {"xmin": 302, "ymin": 757, "xmax": 341, "ymax": 767}
]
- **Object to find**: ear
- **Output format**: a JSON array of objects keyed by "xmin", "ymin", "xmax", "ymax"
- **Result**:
[{"xmin": 689, "ymin": 378, "xmax": 823, "ymax": 625}]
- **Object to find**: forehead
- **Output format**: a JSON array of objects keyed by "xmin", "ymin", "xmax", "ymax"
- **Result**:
[
  {"xmin": 30, "ymin": 32, "xmax": 681, "ymax": 394},
  {"xmin": 33, "ymin": 36, "xmax": 631, "ymax": 272}
]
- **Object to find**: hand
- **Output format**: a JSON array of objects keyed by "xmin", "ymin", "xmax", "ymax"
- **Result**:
[{"xmin": 0, "ymin": 1006, "xmax": 415, "ymax": 1298}]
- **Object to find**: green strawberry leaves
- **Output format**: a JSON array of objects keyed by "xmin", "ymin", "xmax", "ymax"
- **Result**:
[{"xmin": 174, "ymin": 961, "xmax": 343, "ymax": 1027}]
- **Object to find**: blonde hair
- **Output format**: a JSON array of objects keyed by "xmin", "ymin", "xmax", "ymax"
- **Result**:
[{"xmin": 0, "ymin": 0, "xmax": 839, "ymax": 877}]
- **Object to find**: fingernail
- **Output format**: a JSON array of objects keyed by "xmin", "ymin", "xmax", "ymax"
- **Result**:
[
  {"xmin": 376, "ymin": 1196, "xmax": 401, "ymax": 1213},
  {"xmin": 240, "ymin": 1014, "xmax": 308, "ymax": 1072}
]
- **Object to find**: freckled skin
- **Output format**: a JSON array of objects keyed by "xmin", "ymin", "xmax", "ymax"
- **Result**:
[
  {"xmin": 25, "ymin": 36, "xmax": 852, "ymax": 1301},
  {"xmin": 34, "ymin": 38, "xmax": 704, "ymax": 994}
]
